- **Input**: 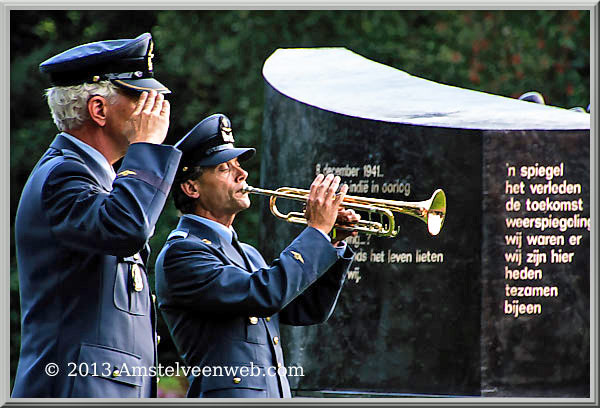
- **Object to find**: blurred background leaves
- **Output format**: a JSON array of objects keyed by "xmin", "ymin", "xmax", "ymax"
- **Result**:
[{"xmin": 9, "ymin": 9, "xmax": 590, "ymax": 396}]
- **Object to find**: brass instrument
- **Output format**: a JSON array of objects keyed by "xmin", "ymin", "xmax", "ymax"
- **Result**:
[{"xmin": 243, "ymin": 185, "xmax": 446, "ymax": 237}]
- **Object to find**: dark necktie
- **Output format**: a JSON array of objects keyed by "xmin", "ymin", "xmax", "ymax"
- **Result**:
[{"xmin": 231, "ymin": 232, "xmax": 252, "ymax": 271}]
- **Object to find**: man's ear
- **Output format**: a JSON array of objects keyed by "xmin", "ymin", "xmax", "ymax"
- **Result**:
[
  {"xmin": 88, "ymin": 95, "xmax": 108, "ymax": 127},
  {"xmin": 180, "ymin": 180, "xmax": 201, "ymax": 199}
]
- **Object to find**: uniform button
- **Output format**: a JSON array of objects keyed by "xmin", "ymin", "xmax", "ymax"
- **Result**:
[
  {"xmin": 266, "ymin": 317, "xmax": 271, "ymax": 322},
  {"xmin": 233, "ymin": 377, "xmax": 242, "ymax": 384},
  {"xmin": 156, "ymin": 377, "xmax": 160, "ymax": 383},
  {"xmin": 273, "ymin": 336, "xmax": 279, "ymax": 345},
  {"xmin": 249, "ymin": 317, "xmax": 258, "ymax": 325},
  {"xmin": 152, "ymin": 294, "xmax": 156, "ymax": 303},
  {"xmin": 277, "ymin": 362, "xmax": 282, "ymax": 368},
  {"xmin": 157, "ymin": 335, "xmax": 161, "ymax": 344},
  {"xmin": 112, "ymin": 369, "xmax": 120, "ymax": 377}
]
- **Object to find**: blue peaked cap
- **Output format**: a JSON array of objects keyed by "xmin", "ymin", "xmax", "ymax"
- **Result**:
[
  {"xmin": 39, "ymin": 33, "xmax": 170, "ymax": 94},
  {"xmin": 175, "ymin": 114, "xmax": 255, "ymax": 173}
]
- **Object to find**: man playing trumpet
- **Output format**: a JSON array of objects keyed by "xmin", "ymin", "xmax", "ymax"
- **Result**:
[{"xmin": 155, "ymin": 113, "xmax": 358, "ymax": 398}]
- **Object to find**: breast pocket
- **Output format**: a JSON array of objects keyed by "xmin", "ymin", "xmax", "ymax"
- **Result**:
[
  {"xmin": 113, "ymin": 254, "xmax": 149, "ymax": 316},
  {"xmin": 245, "ymin": 317, "xmax": 267, "ymax": 345},
  {"xmin": 194, "ymin": 364, "xmax": 268, "ymax": 398},
  {"xmin": 69, "ymin": 343, "xmax": 145, "ymax": 398}
]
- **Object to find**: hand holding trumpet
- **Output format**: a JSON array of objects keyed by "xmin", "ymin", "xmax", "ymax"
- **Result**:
[{"xmin": 304, "ymin": 174, "xmax": 360, "ymax": 246}]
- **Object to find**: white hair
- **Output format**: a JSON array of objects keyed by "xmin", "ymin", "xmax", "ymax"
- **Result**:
[{"xmin": 45, "ymin": 81, "xmax": 120, "ymax": 131}]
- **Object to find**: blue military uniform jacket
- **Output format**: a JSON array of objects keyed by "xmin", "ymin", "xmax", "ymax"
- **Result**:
[
  {"xmin": 12, "ymin": 133, "xmax": 181, "ymax": 397},
  {"xmin": 155, "ymin": 215, "xmax": 353, "ymax": 397}
]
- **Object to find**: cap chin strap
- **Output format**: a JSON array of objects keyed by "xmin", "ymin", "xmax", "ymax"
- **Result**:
[
  {"xmin": 105, "ymin": 71, "xmax": 149, "ymax": 80},
  {"xmin": 205, "ymin": 144, "xmax": 234, "ymax": 155}
]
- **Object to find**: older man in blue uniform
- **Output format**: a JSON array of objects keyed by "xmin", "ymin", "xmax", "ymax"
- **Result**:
[
  {"xmin": 12, "ymin": 33, "xmax": 181, "ymax": 397},
  {"xmin": 155, "ymin": 114, "xmax": 357, "ymax": 398}
]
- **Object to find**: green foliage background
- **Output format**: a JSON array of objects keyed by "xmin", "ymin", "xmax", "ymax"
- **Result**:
[{"xmin": 9, "ymin": 10, "xmax": 590, "ymax": 396}]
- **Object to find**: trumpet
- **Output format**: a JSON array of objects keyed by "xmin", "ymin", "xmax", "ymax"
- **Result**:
[{"xmin": 243, "ymin": 185, "xmax": 446, "ymax": 237}]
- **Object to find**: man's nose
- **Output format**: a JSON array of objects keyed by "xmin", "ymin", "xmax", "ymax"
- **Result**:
[{"xmin": 235, "ymin": 166, "xmax": 248, "ymax": 183}]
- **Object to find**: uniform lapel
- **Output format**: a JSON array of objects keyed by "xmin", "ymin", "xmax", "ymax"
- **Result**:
[
  {"xmin": 220, "ymin": 238, "xmax": 250, "ymax": 271},
  {"xmin": 177, "ymin": 216, "xmax": 250, "ymax": 271},
  {"xmin": 240, "ymin": 244, "xmax": 261, "ymax": 272}
]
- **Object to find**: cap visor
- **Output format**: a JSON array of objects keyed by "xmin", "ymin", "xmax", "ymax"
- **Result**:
[
  {"xmin": 195, "ymin": 148, "xmax": 256, "ymax": 167},
  {"xmin": 113, "ymin": 78, "xmax": 171, "ymax": 94}
]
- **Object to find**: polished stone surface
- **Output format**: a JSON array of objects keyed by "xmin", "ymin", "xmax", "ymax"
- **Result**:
[
  {"xmin": 481, "ymin": 130, "xmax": 590, "ymax": 397},
  {"xmin": 258, "ymin": 48, "xmax": 590, "ymax": 397}
]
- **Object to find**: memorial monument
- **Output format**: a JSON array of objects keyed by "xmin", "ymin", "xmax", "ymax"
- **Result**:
[{"xmin": 257, "ymin": 48, "xmax": 590, "ymax": 397}]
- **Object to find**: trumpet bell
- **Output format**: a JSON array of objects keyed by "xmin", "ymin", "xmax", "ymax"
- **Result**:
[{"xmin": 426, "ymin": 189, "xmax": 446, "ymax": 236}]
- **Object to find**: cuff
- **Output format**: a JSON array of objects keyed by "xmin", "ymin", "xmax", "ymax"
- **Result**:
[
  {"xmin": 313, "ymin": 228, "xmax": 332, "ymax": 243},
  {"xmin": 311, "ymin": 228, "xmax": 349, "ymax": 257}
]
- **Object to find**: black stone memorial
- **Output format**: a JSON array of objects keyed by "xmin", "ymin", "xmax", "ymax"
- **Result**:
[{"xmin": 257, "ymin": 48, "xmax": 590, "ymax": 397}]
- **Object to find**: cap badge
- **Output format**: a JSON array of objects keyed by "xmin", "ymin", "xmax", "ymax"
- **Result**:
[
  {"xmin": 220, "ymin": 116, "xmax": 235, "ymax": 143},
  {"xmin": 147, "ymin": 40, "xmax": 154, "ymax": 72}
]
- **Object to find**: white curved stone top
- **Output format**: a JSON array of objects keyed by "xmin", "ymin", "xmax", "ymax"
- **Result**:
[{"xmin": 262, "ymin": 48, "xmax": 590, "ymax": 131}]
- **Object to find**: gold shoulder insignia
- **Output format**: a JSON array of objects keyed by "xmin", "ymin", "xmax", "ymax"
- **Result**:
[
  {"xmin": 117, "ymin": 170, "xmax": 137, "ymax": 177},
  {"xmin": 201, "ymin": 239, "xmax": 212, "ymax": 245},
  {"xmin": 290, "ymin": 250, "xmax": 304, "ymax": 264}
]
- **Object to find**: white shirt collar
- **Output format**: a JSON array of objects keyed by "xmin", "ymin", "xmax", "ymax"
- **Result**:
[{"xmin": 61, "ymin": 132, "xmax": 116, "ymax": 180}]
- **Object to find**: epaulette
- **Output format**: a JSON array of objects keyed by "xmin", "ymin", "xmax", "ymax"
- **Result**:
[{"xmin": 166, "ymin": 229, "xmax": 189, "ymax": 241}]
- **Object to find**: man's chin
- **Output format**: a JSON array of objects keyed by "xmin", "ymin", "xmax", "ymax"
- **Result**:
[{"xmin": 234, "ymin": 196, "xmax": 251, "ymax": 210}]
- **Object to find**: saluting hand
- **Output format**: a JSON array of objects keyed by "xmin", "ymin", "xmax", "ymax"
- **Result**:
[{"xmin": 127, "ymin": 90, "xmax": 170, "ymax": 145}]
